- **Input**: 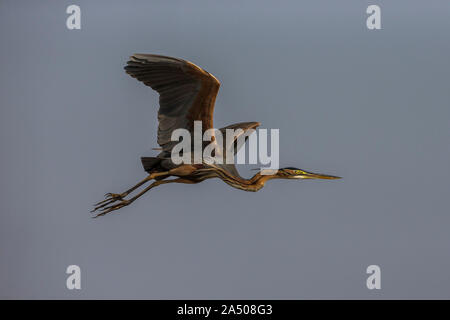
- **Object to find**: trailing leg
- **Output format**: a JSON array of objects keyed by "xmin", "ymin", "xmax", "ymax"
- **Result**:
[
  {"xmin": 91, "ymin": 171, "xmax": 170, "ymax": 213},
  {"xmin": 92, "ymin": 178, "xmax": 196, "ymax": 217}
]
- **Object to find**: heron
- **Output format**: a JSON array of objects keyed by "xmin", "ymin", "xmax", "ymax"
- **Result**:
[{"xmin": 92, "ymin": 54, "xmax": 340, "ymax": 217}]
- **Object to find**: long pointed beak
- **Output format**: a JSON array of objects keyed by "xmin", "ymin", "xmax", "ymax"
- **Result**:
[{"xmin": 302, "ymin": 172, "xmax": 341, "ymax": 180}]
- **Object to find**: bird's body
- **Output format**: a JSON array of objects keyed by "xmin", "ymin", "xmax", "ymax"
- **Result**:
[{"xmin": 92, "ymin": 54, "xmax": 340, "ymax": 216}]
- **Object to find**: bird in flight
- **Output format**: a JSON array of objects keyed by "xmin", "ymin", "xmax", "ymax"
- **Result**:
[{"xmin": 92, "ymin": 54, "xmax": 340, "ymax": 217}]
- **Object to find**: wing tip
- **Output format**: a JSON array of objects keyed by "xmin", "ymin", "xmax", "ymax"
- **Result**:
[{"xmin": 129, "ymin": 53, "xmax": 181, "ymax": 63}]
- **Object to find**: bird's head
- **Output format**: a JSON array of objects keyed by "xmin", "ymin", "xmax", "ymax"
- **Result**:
[{"xmin": 271, "ymin": 167, "xmax": 341, "ymax": 180}]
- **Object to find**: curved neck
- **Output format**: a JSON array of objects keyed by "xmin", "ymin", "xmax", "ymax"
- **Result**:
[{"xmin": 214, "ymin": 168, "xmax": 277, "ymax": 192}]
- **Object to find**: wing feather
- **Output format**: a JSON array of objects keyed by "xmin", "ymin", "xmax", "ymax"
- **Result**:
[
  {"xmin": 124, "ymin": 54, "xmax": 220, "ymax": 151},
  {"xmin": 220, "ymin": 121, "xmax": 261, "ymax": 157}
]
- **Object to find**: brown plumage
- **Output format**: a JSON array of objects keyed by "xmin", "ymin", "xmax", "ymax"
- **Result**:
[{"xmin": 92, "ymin": 54, "xmax": 340, "ymax": 217}]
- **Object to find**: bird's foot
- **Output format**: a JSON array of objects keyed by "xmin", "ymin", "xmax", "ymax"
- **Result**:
[
  {"xmin": 92, "ymin": 199, "xmax": 131, "ymax": 217},
  {"xmin": 91, "ymin": 193, "xmax": 126, "ymax": 214}
]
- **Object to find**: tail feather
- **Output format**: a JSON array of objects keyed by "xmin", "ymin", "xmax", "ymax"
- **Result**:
[{"xmin": 141, "ymin": 157, "xmax": 162, "ymax": 173}]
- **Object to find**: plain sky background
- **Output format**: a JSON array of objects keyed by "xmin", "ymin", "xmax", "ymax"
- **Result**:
[{"xmin": 1, "ymin": 0, "xmax": 450, "ymax": 299}]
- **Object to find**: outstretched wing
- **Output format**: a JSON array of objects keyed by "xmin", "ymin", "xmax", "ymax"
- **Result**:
[
  {"xmin": 124, "ymin": 54, "xmax": 220, "ymax": 152},
  {"xmin": 220, "ymin": 121, "xmax": 260, "ymax": 157},
  {"xmin": 215, "ymin": 122, "xmax": 261, "ymax": 179}
]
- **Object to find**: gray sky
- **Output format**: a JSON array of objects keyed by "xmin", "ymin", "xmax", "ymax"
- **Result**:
[{"xmin": 1, "ymin": 0, "xmax": 450, "ymax": 299}]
